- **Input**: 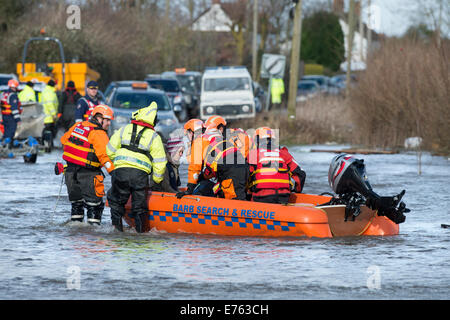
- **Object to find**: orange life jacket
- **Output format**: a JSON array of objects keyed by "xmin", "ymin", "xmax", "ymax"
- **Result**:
[
  {"xmin": 62, "ymin": 122, "xmax": 102, "ymax": 169},
  {"xmin": 248, "ymin": 148, "xmax": 291, "ymax": 196}
]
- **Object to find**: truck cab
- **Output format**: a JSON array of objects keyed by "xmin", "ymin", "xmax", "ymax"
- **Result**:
[{"xmin": 200, "ymin": 66, "xmax": 255, "ymax": 121}]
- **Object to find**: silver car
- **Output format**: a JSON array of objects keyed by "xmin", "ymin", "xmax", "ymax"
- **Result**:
[{"xmin": 105, "ymin": 84, "xmax": 181, "ymax": 140}]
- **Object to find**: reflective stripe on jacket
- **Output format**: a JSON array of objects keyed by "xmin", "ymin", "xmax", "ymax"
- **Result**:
[
  {"xmin": 106, "ymin": 122, "xmax": 167, "ymax": 182},
  {"xmin": 248, "ymin": 148, "xmax": 291, "ymax": 196}
]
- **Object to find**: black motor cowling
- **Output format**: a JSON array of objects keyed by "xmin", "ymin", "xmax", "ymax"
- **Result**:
[{"xmin": 328, "ymin": 154, "xmax": 409, "ymax": 224}]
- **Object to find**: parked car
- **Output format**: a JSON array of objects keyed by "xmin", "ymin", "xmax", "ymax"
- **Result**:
[
  {"xmin": 296, "ymin": 80, "xmax": 320, "ymax": 101},
  {"xmin": 0, "ymin": 73, "xmax": 18, "ymax": 93},
  {"xmin": 104, "ymin": 80, "xmax": 149, "ymax": 101},
  {"xmin": 301, "ymin": 75, "xmax": 329, "ymax": 93},
  {"xmin": 145, "ymin": 77, "xmax": 188, "ymax": 122},
  {"xmin": 161, "ymin": 69, "xmax": 202, "ymax": 117},
  {"xmin": 105, "ymin": 82, "xmax": 181, "ymax": 140},
  {"xmin": 200, "ymin": 66, "xmax": 255, "ymax": 121},
  {"xmin": 328, "ymin": 74, "xmax": 357, "ymax": 95}
]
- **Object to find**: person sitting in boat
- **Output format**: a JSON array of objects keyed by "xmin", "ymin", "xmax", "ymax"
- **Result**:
[
  {"xmin": 200, "ymin": 116, "xmax": 249, "ymax": 200},
  {"xmin": 247, "ymin": 127, "xmax": 306, "ymax": 204},
  {"xmin": 106, "ymin": 102, "xmax": 167, "ymax": 233},
  {"xmin": 151, "ymin": 134, "xmax": 184, "ymax": 193},
  {"xmin": 176, "ymin": 119, "xmax": 207, "ymax": 198}
]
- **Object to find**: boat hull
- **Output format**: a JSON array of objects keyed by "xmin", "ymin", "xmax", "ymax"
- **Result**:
[{"xmin": 121, "ymin": 192, "xmax": 399, "ymax": 237}]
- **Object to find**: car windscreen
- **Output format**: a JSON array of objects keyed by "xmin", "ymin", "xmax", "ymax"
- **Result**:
[
  {"xmin": 147, "ymin": 80, "xmax": 180, "ymax": 92},
  {"xmin": 177, "ymin": 75, "xmax": 200, "ymax": 93},
  {"xmin": 113, "ymin": 92, "xmax": 171, "ymax": 111},
  {"xmin": 298, "ymin": 83, "xmax": 317, "ymax": 90},
  {"xmin": 204, "ymin": 77, "xmax": 250, "ymax": 92},
  {"xmin": 0, "ymin": 76, "xmax": 12, "ymax": 86}
]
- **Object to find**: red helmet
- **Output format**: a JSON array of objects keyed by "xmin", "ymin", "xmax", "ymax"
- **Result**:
[
  {"xmin": 92, "ymin": 104, "xmax": 114, "ymax": 120},
  {"xmin": 184, "ymin": 118, "xmax": 204, "ymax": 134},
  {"xmin": 205, "ymin": 115, "xmax": 227, "ymax": 130},
  {"xmin": 8, "ymin": 79, "xmax": 19, "ymax": 88}
]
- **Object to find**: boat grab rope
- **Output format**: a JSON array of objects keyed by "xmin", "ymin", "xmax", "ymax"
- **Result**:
[{"xmin": 158, "ymin": 193, "xmax": 201, "ymax": 202}]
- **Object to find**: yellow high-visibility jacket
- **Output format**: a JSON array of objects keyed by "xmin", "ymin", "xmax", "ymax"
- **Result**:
[
  {"xmin": 18, "ymin": 85, "xmax": 36, "ymax": 103},
  {"xmin": 106, "ymin": 103, "xmax": 167, "ymax": 183},
  {"xmin": 41, "ymin": 85, "xmax": 58, "ymax": 124}
]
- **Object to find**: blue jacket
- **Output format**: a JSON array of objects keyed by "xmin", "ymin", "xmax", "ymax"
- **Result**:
[{"xmin": 74, "ymin": 94, "xmax": 100, "ymax": 122}]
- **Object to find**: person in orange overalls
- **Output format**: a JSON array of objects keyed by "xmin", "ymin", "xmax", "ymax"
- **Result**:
[
  {"xmin": 176, "ymin": 118, "xmax": 208, "ymax": 198},
  {"xmin": 60, "ymin": 104, "xmax": 115, "ymax": 225}
]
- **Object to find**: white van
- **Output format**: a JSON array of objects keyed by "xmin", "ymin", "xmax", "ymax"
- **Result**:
[{"xmin": 200, "ymin": 66, "xmax": 255, "ymax": 121}]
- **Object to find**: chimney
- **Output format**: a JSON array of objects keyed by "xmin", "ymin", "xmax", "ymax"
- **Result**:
[{"xmin": 333, "ymin": 0, "xmax": 344, "ymax": 13}]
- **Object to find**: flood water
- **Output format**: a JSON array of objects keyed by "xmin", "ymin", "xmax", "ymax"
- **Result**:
[{"xmin": 0, "ymin": 144, "xmax": 449, "ymax": 300}]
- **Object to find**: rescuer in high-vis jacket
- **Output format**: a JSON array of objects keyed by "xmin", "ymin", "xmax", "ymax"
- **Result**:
[
  {"xmin": 106, "ymin": 102, "xmax": 167, "ymax": 233},
  {"xmin": 41, "ymin": 80, "xmax": 59, "ymax": 150},
  {"xmin": 60, "ymin": 104, "xmax": 115, "ymax": 225},
  {"xmin": 18, "ymin": 81, "xmax": 37, "ymax": 103}
]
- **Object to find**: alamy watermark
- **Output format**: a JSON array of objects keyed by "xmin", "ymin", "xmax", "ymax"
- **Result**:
[
  {"xmin": 66, "ymin": 4, "xmax": 81, "ymax": 30},
  {"xmin": 366, "ymin": 265, "xmax": 381, "ymax": 290},
  {"xmin": 67, "ymin": 265, "xmax": 81, "ymax": 290}
]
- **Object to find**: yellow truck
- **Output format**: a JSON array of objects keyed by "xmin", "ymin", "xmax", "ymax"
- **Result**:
[{"xmin": 16, "ymin": 37, "xmax": 100, "ymax": 96}]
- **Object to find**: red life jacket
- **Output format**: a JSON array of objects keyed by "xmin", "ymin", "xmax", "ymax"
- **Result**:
[
  {"xmin": 248, "ymin": 148, "xmax": 291, "ymax": 196},
  {"xmin": 1, "ymin": 91, "xmax": 22, "ymax": 115},
  {"xmin": 63, "ymin": 122, "xmax": 101, "ymax": 169},
  {"xmin": 80, "ymin": 97, "xmax": 98, "ymax": 120}
]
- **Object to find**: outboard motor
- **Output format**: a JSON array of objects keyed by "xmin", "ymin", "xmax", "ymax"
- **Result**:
[{"xmin": 328, "ymin": 154, "xmax": 409, "ymax": 224}]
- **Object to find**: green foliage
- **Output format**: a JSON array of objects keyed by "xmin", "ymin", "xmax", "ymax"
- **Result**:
[{"xmin": 300, "ymin": 11, "xmax": 344, "ymax": 72}]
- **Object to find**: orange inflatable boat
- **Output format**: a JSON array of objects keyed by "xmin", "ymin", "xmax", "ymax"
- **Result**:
[{"xmin": 121, "ymin": 191, "xmax": 399, "ymax": 238}]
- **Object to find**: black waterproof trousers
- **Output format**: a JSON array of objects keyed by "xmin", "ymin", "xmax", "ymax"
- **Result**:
[{"xmin": 107, "ymin": 167, "xmax": 149, "ymax": 232}]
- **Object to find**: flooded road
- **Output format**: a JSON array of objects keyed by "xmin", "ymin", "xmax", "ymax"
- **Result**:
[{"xmin": 0, "ymin": 145, "xmax": 449, "ymax": 300}]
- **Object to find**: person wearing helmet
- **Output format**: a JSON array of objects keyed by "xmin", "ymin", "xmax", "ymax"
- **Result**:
[
  {"xmin": 60, "ymin": 104, "xmax": 115, "ymax": 225},
  {"xmin": 41, "ymin": 79, "xmax": 59, "ymax": 151},
  {"xmin": 0, "ymin": 79, "xmax": 22, "ymax": 147},
  {"xmin": 176, "ymin": 118, "xmax": 208, "ymax": 198},
  {"xmin": 151, "ymin": 134, "xmax": 185, "ymax": 193},
  {"xmin": 247, "ymin": 127, "xmax": 306, "ymax": 204},
  {"xmin": 196, "ymin": 115, "xmax": 249, "ymax": 200},
  {"xmin": 74, "ymin": 80, "xmax": 101, "ymax": 123},
  {"xmin": 106, "ymin": 102, "xmax": 167, "ymax": 233}
]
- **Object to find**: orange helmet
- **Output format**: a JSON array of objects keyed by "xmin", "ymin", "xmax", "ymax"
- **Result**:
[
  {"xmin": 184, "ymin": 118, "xmax": 204, "ymax": 134},
  {"xmin": 205, "ymin": 115, "xmax": 227, "ymax": 130},
  {"xmin": 8, "ymin": 79, "xmax": 19, "ymax": 88},
  {"xmin": 92, "ymin": 104, "xmax": 114, "ymax": 120},
  {"xmin": 253, "ymin": 127, "xmax": 276, "ymax": 140}
]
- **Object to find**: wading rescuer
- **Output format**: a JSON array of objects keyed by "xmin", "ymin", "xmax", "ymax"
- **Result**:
[
  {"xmin": 42, "ymin": 80, "xmax": 59, "ymax": 151},
  {"xmin": 60, "ymin": 105, "xmax": 115, "ymax": 225},
  {"xmin": 75, "ymin": 81, "xmax": 101, "ymax": 123},
  {"xmin": 248, "ymin": 127, "xmax": 306, "ymax": 204},
  {"xmin": 1, "ymin": 79, "xmax": 22, "ymax": 146},
  {"xmin": 106, "ymin": 102, "xmax": 167, "ymax": 233},
  {"xmin": 176, "ymin": 118, "xmax": 207, "ymax": 198}
]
